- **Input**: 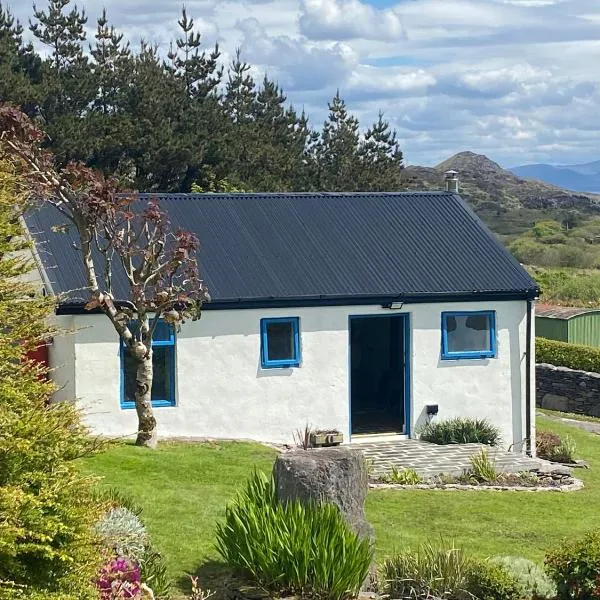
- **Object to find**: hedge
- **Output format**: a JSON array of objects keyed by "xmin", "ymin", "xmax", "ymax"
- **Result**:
[{"xmin": 536, "ymin": 337, "xmax": 600, "ymax": 373}]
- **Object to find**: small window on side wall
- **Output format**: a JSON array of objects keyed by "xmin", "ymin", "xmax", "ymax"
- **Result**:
[
  {"xmin": 261, "ymin": 317, "xmax": 301, "ymax": 368},
  {"xmin": 441, "ymin": 311, "xmax": 496, "ymax": 360}
]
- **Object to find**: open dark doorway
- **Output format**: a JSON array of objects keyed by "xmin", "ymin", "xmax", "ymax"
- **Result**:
[{"xmin": 350, "ymin": 315, "xmax": 406, "ymax": 435}]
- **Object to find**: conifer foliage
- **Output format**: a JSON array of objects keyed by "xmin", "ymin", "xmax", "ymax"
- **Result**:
[
  {"xmin": 1, "ymin": 0, "xmax": 406, "ymax": 193},
  {"xmin": 0, "ymin": 154, "xmax": 102, "ymax": 599}
]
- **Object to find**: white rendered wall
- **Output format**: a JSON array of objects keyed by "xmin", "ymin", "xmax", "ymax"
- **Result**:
[{"xmin": 48, "ymin": 300, "xmax": 531, "ymax": 449}]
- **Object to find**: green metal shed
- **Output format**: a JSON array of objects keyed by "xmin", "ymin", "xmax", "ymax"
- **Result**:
[{"xmin": 536, "ymin": 304, "xmax": 600, "ymax": 347}]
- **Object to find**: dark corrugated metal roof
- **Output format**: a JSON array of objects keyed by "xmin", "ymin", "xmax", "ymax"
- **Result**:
[
  {"xmin": 25, "ymin": 192, "xmax": 538, "ymax": 308},
  {"xmin": 536, "ymin": 304, "xmax": 600, "ymax": 319}
]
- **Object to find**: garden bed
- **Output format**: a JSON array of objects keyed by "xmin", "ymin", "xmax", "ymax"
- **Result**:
[{"xmin": 370, "ymin": 478, "xmax": 584, "ymax": 492}]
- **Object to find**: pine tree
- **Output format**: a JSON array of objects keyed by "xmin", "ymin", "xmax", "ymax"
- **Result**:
[
  {"xmin": 314, "ymin": 91, "xmax": 361, "ymax": 191},
  {"xmin": 30, "ymin": 0, "xmax": 93, "ymax": 162},
  {"xmin": 221, "ymin": 49, "xmax": 258, "ymax": 188},
  {"xmin": 358, "ymin": 111, "xmax": 405, "ymax": 191},
  {"xmin": 86, "ymin": 9, "xmax": 134, "ymax": 177},
  {"xmin": 0, "ymin": 3, "xmax": 40, "ymax": 109},
  {"xmin": 167, "ymin": 6, "xmax": 222, "ymax": 99}
]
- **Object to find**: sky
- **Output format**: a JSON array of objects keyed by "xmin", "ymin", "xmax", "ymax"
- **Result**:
[{"xmin": 7, "ymin": 0, "xmax": 600, "ymax": 167}]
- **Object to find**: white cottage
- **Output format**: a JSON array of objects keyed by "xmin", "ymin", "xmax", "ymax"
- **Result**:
[{"xmin": 26, "ymin": 188, "xmax": 539, "ymax": 452}]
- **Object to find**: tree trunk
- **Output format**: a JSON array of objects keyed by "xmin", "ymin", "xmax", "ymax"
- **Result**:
[{"xmin": 134, "ymin": 350, "xmax": 158, "ymax": 448}]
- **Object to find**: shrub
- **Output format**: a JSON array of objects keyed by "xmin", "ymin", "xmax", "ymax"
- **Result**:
[
  {"xmin": 465, "ymin": 560, "xmax": 523, "ymax": 600},
  {"xmin": 379, "ymin": 467, "xmax": 422, "ymax": 485},
  {"xmin": 0, "ymin": 160, "xmax": 103, "ymax": 599},
  {"xmin": 468, "ymin": 449, "xmax": 498, "ymax": 483},
  {"xmin": 97, "ymin": 556, "xmax": 141, "ymax": 599},
  {"xmin": 536, "ymin": 431, "xmax": 577, "ymax": 463},
  {"xmin": 536, "ymin": 431, "xmax": 562, "ymax": 460},
  {"xmin": 491, "ymin": 556, "xmax": 556, "ymax": 599},
  {"xmin": 216, "ymin": 471, "xmax": 373, "ymax": 600},
  {"xmin": 379, "ymin": 544, "xmax": 521, "ymax": 600},
  {"xmin": 419, "ymin": 418, "xmax": 501, "ymax": 446},
  {"xmin": 536, "ymin": 337, "xmax": 600, "ymax": 373},
  {"xmin": 546, "ymin": 529, "xmax": 600, "ymax": 599},
  {"xmin": 96, "ymin": 507, "xmax": 148, "ymax": 563}
]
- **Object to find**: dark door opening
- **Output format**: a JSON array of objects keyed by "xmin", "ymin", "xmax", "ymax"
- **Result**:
[{"xmin": 350, "ymin": 315, "xmax": 405, "ymax": 435}]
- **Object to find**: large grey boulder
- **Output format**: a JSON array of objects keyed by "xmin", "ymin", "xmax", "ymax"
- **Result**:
[{"xmin": 273, "ymin": 446, "xmax": 373, "ymax": 540}]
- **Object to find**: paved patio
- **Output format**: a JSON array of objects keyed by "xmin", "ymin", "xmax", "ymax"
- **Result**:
[{"xmin": 356, "ymin": 439, "xmax": 549, "ymax": 478}]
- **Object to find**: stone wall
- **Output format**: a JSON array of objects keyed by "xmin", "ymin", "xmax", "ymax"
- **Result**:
[{"xmin": 537, "ymin": 363, "xmax": 600, "ymax": 417}]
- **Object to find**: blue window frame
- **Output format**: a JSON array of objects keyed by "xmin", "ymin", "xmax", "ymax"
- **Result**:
[
  {"xmin": 441, "ymin": 310, "xmax": 496, "ymax": 360},
  {"xmin": 120, "ymin": 320, "xmax": 176, "ymax": 409},
  {"xmin": 260, "ymin": 317, "xmax": 301, "ymax": 369}
]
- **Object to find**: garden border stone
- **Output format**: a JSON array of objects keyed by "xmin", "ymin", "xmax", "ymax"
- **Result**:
[{"xmin": 369, "ymin": 479, "xmax": 584, "ymax": 492}]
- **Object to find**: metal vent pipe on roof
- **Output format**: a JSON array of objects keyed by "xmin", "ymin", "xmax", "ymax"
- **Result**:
[{"xmin": 444, "ymin": 170, "xmax": 459, "ymax": 193}]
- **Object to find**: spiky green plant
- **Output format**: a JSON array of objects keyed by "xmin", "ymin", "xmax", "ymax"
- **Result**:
[
  {"xmin": 468, "ymin": 449, "xmax": 498, "ymax": 483},
  {"xmin": 380, "ymin": 467, "xmax": 422, "ymax": 485},
  {"xmin": 419, "ymin": 418, "xmax": 501, "ymax": 446},
  {"xmin": 380, "ymin": 542, "xmax": 472, "ymax": 599},
  {"xmin": 216, "ymin": 471, "xmax": 373, "ymax": 600}
]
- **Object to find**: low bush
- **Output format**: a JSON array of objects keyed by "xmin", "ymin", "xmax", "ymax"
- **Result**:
[
  {"xmin": 464, "ymin": 560, "xmax": 523, "ymax": 600},
  {"xmin": 546, "ymin": 529, "xmax": 600, "ymax": 599},
  {"xmin": 419, "ymin": 418, "xmax": 501, "ymax": 446},
  {"xmin": 379, "ymin": 543, "xmax": 522, "ymax": 600},
  {"xmin": 536, "ymin": 431, "xmax": 577, "ymax": 463},
  {"xmin": 96, "ymin": 507, "xmax": 148, "ymax": 562},
  {"xmin": 491, "ymin": 556, "xmax": 556, "ymax": 599},
  {"xmin": 216, "ymin": 471, "xmax": 372, "ymax": 600},
  {"xmin": 95, "ymin": 500, "xmax": 171, "ymax": 600},
  {"xmin": 379, "ymin": 467, "xmax": 422, "ymax": 485},
  {"xmin": 536, "ymin": 337, "xmax": 600, "ymax": 373}
]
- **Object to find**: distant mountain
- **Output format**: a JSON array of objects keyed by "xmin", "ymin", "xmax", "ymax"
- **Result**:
[
  {"xmin": 510, "ymin": 160, "xmax": 600, "ymax": 193},
  {"xmin": 404, "ymin": 151, "xmax": 600, "ymax": 240}
]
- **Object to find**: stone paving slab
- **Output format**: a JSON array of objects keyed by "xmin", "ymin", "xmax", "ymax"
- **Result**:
[{"xmin": 356, "ymin": 439, "xmax": 549, "ymax": 477}]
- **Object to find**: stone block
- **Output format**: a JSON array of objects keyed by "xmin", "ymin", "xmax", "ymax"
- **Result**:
[
  {"xmin": 541, "ymin": 393, "xmax": 569, "ymax": 412},
  {"xmin": 273, "ymin": 447, "xmax": 374, "ymax": 540}
]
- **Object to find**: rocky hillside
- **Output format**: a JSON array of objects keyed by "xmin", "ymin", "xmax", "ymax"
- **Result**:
[{"xmin": 405, "ymin": 151, "xmax": 600, "ymax": 240}]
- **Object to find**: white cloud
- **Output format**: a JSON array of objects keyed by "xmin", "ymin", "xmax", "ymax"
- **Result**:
[{"xmin": 298, "ymin": 0, "xmax": 406, "ymax": 41}]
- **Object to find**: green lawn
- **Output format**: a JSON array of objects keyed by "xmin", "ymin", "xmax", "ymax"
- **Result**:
[{"xmin": 81, "ymin": 416, "xmax": 600, "ymax": 592}]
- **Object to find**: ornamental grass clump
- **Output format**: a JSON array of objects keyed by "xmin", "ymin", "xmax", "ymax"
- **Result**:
[
  {"xmin": 216, "ymin": 471, "xmax": 373, "ymax": 600},
  {"xmin": 380, "ymin": 543, "xmax": 523, "ymax": 600},
  {"xmin": 419, "ymin": 418, "xmax": 501, "ymax": 446}
]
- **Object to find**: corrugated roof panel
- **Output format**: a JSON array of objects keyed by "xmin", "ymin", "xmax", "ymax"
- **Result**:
[
  {"xmin": 25, "ymin": 192, "xmax": 538, "ymax": 306},
  {"xmin": 536, "ymin": 304, "xmax": 600, "ymax": 319}
]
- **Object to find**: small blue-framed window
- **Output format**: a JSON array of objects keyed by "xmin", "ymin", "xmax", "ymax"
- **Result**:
[
  {"xmin": 441, "ymin": 311, "xmax": 496, "ymax": 360},
  {"xmin": 260, "ymin": 317, "xmax": 301, "ymax": 369},
  {"xmin": 120, "ymin": 320, "xmax": 176, "ymax": 409}
]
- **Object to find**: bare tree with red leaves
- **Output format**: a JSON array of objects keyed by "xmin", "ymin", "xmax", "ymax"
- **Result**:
[{"xmin": 0, "ymin": 105, "xmax": 209, "ymax": 448}]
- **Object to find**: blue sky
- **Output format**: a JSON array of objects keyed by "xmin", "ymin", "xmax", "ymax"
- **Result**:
[{"xmin": 8, "ymin": 0, "xmax": 600, "ymax": 167}]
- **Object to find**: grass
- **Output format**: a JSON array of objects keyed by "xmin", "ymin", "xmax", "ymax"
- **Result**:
[
  {"xmin": 81, "ymin": 416, "xmax": 600, "ymax": 593},
  {"xmin": 80, "ymin": 441, "xmax": 276, "ymax": 588}
]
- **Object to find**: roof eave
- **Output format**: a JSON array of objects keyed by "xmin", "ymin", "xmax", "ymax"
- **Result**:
[{"xmin": 56, "ymin": 288, "xmax": 539, "ymax": 314}]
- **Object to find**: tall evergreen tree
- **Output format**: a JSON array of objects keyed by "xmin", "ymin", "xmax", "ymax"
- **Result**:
[
  {"xmin": 86, "ymin": 9, "xmax": 135, "ymax": 178},
  {"xmin": 30, "ymin": 0, "xmax": 93, "ymax": 162},
  {"xmin": 314, "ymin": 91, "xmax": 361, "ymax": 191},
  {"xmin": 165, "ymin": 7, "xmax": 226, "ymax": 191},
  {"xmin": 221, "ymin": 49, "xmax": 258, "ymax": 188},
  {"xmin": 358, "ymin": 111, "xmax": 405, "ymax": 191},
  {"xmin": 0, "ymin": 3, "xmax": 40, "ymax": 109}
]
